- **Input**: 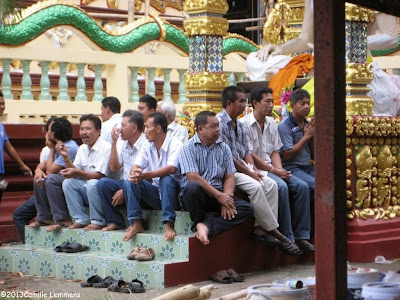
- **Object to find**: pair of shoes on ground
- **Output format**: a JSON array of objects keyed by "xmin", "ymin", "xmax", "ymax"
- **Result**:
[
  {"xmin": 80, "ymin": 275, "xmax": 145, "ymax": 293},
  {"xmin": 54, "ymin": 241, "xmax": 89, "ymax": 253},
  {"xmin": 127, "ymin": 246, "xmax": 155, "ymax": 261},
  {"xmin": 209, "ymin": 269, "xmax": 245, "ymax": 284}
]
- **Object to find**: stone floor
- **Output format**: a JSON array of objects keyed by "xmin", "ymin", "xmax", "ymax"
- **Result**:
[{"xmin": 1, "ymin": 260, "xmax": 399, "ymax": 299}]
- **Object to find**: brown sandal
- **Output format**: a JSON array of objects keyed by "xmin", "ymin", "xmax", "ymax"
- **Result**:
[
  {"xmin": 209, "ymin": 270, "xmax": 233, "ymax": 284},
  {"xmin": 29, "ymin": 220, "xmax": 53, "ymax": 228}
]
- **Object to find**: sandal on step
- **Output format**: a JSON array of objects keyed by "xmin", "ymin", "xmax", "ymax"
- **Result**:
[
  {"xmin": 107, "ymin": 280, "xmax": 130, "ymax": 293},
  {"xmin": 30, "ymin": 220, "xmax": 53, "ymax": 228},
  {"xmin": 130, "ymin": 279, "xmax": 145, "ymax": 293},
  {"xmin": 209, "ymin": 270, "xmax": 233, "ymax": 284},
  {"xmin": 298, "ymin": 240, "xmax": 315, "ymax": 252},
  {"xmin": 135, "ymin": 248, "xmax": 155, "ymax": 261},
  {"xmin": 251, "ymin": 232, "xmax": 280, "ymax": 246},
  {"xmin": 54, "ymin": 241, "xmax": 70, "ymax": 252},
  {"xmin": 93, "ymin": 276, "xmax": 115, "ymax": 288},
  {"xmin": 127, "ymin": 246, "xmax": 144, "ymax": 260},
  {"xmin": 279, "ymin": 235, "xmax": 303, "ymax": 256},
  {"xmin": 227, "ymin": 268, "xmax": 245, "ymax": 282},
  {"xmin": 62, "ymin": 242, "xmax": 89, "ymax": 253},
  {"xmin": 80, "ymin": 274, "xmax": 103, "ymax": 288}
]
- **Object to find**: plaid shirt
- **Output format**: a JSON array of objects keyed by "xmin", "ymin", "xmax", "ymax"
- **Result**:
[{"xmin": 216, "ymin": 109, "xmax": 250, "ymax": 161}]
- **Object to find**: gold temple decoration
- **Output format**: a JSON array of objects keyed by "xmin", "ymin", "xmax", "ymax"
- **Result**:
[
  {"xmin": 345, "ymin": 3, "xmax": 375, "ymax": 23},
  {"xmin": 355, "ymin": 146, "xmax": 374, "ymax": 208},
  {"xmin": 184, "ymin": 73, "xmax": 228, "ymax": 92},
  {"xmin": 263, "ymin": 2, "xmax": 292, "ymax": 45},
  {"xmin": 183, "ymin": 0, "xmax": 229, "ymax": 14},
  {"xmin": 107, "ymin": 0, "xmax": 118, "ymax": 9},
  {"xmin": 183, "ymin": 101, "xmax": 223, "ymax": 120},
  {"xmin": 184, "ymin": 17, "xmax": 229, "ymax": 36}
]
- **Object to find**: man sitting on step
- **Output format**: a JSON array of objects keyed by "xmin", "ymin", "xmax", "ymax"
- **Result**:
[
  {"xmin": 61, "ymin": 114, "xmax": 111, "ymax": 231},
  {"xmin": 179, "ymin": 111, "xmax": 254, "ymax": 245},
  {"xmin": 156, "ymin": 100, "xmax": 189, "ymax": 144},
  {"xmin": 97, "ymin": 110, "xmax": 148, "ymax": 231},
  {"xmin": 123, "ymin": 112, "xmax": 182, "ymax": 241}
]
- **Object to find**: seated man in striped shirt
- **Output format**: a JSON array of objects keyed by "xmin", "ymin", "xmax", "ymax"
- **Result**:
[
  {"xmin": 123, "ymin": 112, "xmax": 182, "ymax": 241},
  {"xmin": 97, "ymin": 110, "xmax": 148, "ymax": 231},
  {"xmin": 179, "ymin": 111, "xmax": 254, "ymax": 245}
]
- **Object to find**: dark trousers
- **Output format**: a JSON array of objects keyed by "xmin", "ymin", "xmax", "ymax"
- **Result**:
[
  {"xmin": 13, "ymin": 196, "xmax": 37, "ymax": 243},
  {"xmin": 97, "ymin": 178, "xmax": 126, "ymax": 228},
  {"xmin": 181, "ymin": 181, "xmax": 254, "ymax": 237}
]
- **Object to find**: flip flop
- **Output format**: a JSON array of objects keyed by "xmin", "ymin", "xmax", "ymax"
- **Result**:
[
  {"xmin": 80, "ymin": 275, "xmax": 103, "ymax": 287},
  {"xmin": 298, "ymin": 240, "xmax": 315, "ymax": 252},
  {"xmin": 54, "ymin": 241, "xmax": 70, "ymax": 252},
  {"xmin": 130, "ymin": 279, "xmax": 145, "ymax": 293},
  {"xmin": 279, "ymin": 235, "xmax": 303, "ymax": 256},
  {"xmin": 251, "ymin": 232, "xmax": 281, "ymax": 246},
  {"xmin": 227, "ymin": 268, "xmax": 245, "ymax": 282},
  {"xmin": 107, "ymin": 280, "xmax": 130, "ymax": 293},
  {"xmin": 93, "ymin": 276, "xmax": 115, "ymax": 288},
  {"xmin": 62, "ymin": 242, "xmax": 89, "ymax": 253},
  {"xmin": 209, "ymin": 270, "xmax": 233, "ymax": 284}
]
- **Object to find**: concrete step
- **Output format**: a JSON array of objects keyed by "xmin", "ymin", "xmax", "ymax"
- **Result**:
[{"xmin": 0, "ymin": 244, "xmax": 187, "ymax": 289}]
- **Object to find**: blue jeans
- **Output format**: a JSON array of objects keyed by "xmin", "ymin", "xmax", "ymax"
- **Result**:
[
  {"xmin": 123, "ymin": 175, "xmax": 179, "ymax": 224},
  {"xmin": 286, "ymin": 165, "xmax": 315, "ymax": 205},
  {"xmin": 13, "ymin": 196, "xmax": 37, "ymax": 243},
  {"xmin": 181, "ymin": 181, "xmax": 254, "ymax": 237},
  {"xmin": 268, "ymin": 172, "xmax": 311, "ymax": 241},
  {"xmin": 62, "ymin": 178, "xmax": 106, "ymax": 226},
  {"xmin": 97, "ymin": 178, "xmax": 125, "ymax": 228}
]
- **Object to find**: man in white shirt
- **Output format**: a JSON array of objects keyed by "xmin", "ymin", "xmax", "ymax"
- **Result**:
[
  {"xmin": 97, "ymin": 110, "xmax": 148, "ymax": 231},
  {"xmin": 156, "ymin": 100, "xmax": 189, "ymax": 144},
  {"xmin": 60, "ymin": 114, "xmax": 111, "ymax": 231},
  {"xmin": 241, "ymin": 86, "xmax": 314, "ymax": 253},
  {"xmin": 123, "ymin": 112, "xmax": 182, "ymax": 241},
  {"xmin": 100, "ymin": 96, "xmax": 123, "ymax": 143}
]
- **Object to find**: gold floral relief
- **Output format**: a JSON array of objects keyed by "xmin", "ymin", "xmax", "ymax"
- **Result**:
[
  {"xmin": 263, "ymin": 2, "xmax": 292, "ymax": 45},
  {"xmin": 183, "ymin": 101, "xmax": 223, "ymax": 119},
  {"xmin": 184, "ymin": 0, "xmax": 229, "ymax": 14},
  {"xmin": 345, "ymin": 3, "xmax": 374, "ymax": 23},
  {"xmin": 184, "ymin": 73, "xmax": 228, "ymax": 91},
  {"xmin": 184, "ymin": 17, "xmax": 229, "ymax": 36},
  {"xmin": 355, "ymin": 145, "xmax": 374, "ymax": 208},
  {"xmin": 346, "ymin": 116, "xmax": 354, "ymax": 135},
  {"xmin": 376, "ymin": 145, "xmax": 394, "ymax": 208}
]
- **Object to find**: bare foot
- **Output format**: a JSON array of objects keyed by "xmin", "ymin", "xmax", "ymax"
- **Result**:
[
  {"xmin": 29, "ymin": 220, "xmax": 53, "ymax": 228},
  {"xmin": 47, "ymin": 220, "xmax": 72, "ymax": 232},
  {"xmin": 122, "ymin": 221, "xmax": 144, "ymax": 242},
  {"xmin": 102, "ymin": 223, "xmax": 122, "ymax": 231},
  {"xmin": 68, "ymin": 222, "xmax": 85, "ymax": 229},
  {"xmin": 84, "ymin": 223, "xmax": 103, "ymax": 231},
  {"xmin": 195, "ymin": 223, "xmax": 210, "ymax": 245},
  {"xmin": 164, "ymin": 221, "xmax": 176, "ymax": 241}
]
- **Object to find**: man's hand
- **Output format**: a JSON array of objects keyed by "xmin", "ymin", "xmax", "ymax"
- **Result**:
[
  {"xmin": 216, "ymin": 192, "xmax": 235, "ymax": 210},
  {"xmin": 111, "ymin": 189, "xmax": 125, "ymax": 206},
  {"xmin": 256, "ymin": 44, "xmax": 282, "ymax": 62},
  {"xmin": 60, "ymin": 168, "xmax": 79, "ymax": 179},
  {"xmin": 248, "ymin": 171, "xmax": 264, "ymax": 182},
  {"xmin": 56, "ymin": 142, "xmax": 69, "ymax": 158},
  {"xmin": 304, "ymin": 118, "xmax": 315, "ymax": 140},
  {"xmin": 34, "ymin": 168, "xmax": 46, "ymax": 187},
  {"xmin": 221, "ymin": 205, "xmax": 237, "ymax": 220},
  {"xmin": 273, "ymin": 168, "xmax": 292, "ymax": 180},
  {"xmin": 45, "ymin": 133, "xmax": 55, "ymax": 149},
  {"xmin": 129, "ymin": 165, "xmax": 145, "ymax": 184},
  {"xmin": 111, "ymin": 125, "xmax": 120, "ymax": 144}
]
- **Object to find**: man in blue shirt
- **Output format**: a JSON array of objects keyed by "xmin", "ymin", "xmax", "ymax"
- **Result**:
[
  {"xmin": 278, "ymin": 89, "xmax": 315, "ymax": 204},
  {"xmin": 179, "ymin": 111, "xmax": 254, "ymax": 245},
  {"xmin": 0, "ymin": 91, "xmax": 32, "ymax": 203}
]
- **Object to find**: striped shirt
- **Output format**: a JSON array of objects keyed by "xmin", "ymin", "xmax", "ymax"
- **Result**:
[
  {"xmin": 116, "ymin": 133, "xmax": 148, "ymax": 180},
  {"xmin": 179, "ymin": 133, "xmax": 236, "ymax": 191},
  {"xmin": 216, "ymin": 109, "xmax": 250, "ymax": 161}
]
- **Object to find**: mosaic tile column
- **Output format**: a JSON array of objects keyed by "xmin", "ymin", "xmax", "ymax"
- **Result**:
[
  {"xmin": 183, "ymin": 0, "xmax": 229, "ymax": 118},
  {"xmin": 345, "ymin": 4, "xmax": 375, "ymax": 116}
]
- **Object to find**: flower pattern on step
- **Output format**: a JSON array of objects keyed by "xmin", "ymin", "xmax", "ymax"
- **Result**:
[
  {"xmin": 29, "ymin": 251, "xmax": 40, "ymax": 260},
  {"xmin": 0, "ymin": 256, "xmax": 9, "ymax": 271},
  {"xmin": 111, "ymin": 241, "xmax": 124, "ymax": 254},
  {"xmin": 160, "ymin": 244, "xmax": 175, "ymax": 259},
  {"xmin": 18, "ymin": 258, "xmax": 31, "ymax": 274},
  {"xmin": 123, "ymin": 261, "xmax": 137, "ymax": 271},
  {"xmin": 111, "ymin": 268, "xmax": 123, "ymax": 280},
  {"xmin": 62, "ymin": 262, "xmax": 75, "ymax": 279},
  {"xmin": 85, "ymin": 265, "xmax": 98, "ymax": 278},
  {"xmin": 150, "ymin": 264, "xmax": 162, "ymax": 274},
  {"xmin": 39, "ymin": 260, "xmax": 52, "ymax": 277},
  {"xmin": 75, "ymin": 256, "xmax": 86, "ymax": 265},
  {"xmin": 25, "ymin": 233, "xmax": 34, "ymax": 245},
  {"xmin": 136, "ymin": 270, "xmax": 150, "ymax": 287},
  {"xmin": 43, "ymin": 236, "xmax": 56, "ymax": 248},
  {"xmin": 52, "ymin": 254, "xmax": 63, "ymax": 263}
]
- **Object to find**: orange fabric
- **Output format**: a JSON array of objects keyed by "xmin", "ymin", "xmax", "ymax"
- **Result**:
[{"xmin": 269, "ymin": 53, "xmax": 314, "ymax": 105}]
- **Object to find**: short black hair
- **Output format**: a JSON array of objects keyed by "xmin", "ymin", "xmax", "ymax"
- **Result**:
[
  {"xmin": 50, "ymin": 117, "xmax": 73, "ymax": 142},
  {"xmin": 139, "ymin": 94, "xmax": 157, "ymax": 111},
  {"xmin": 195, "ymin": 111, "xmax": 216, "ymax": 131},
  {"xmin": 290, "ymin": 89, "xmax": 311, "ymax": 105},
  {"xmin": 221, "ymin": 86, "xmax": 245, "ymax": 108},
  {"xmin": 102, "ymin": 96, "xmax": 121, "ymax": 114},
  {"xmin": 0, "ymin": 91, "xmax": 3, "ymax": 97},
  {"xmin": 148, "ymin": 112, "xmax": 168, "ymax": 133},
  {"xmin": 250, "ymin": 86, "xmax": 273, "ymax": 106},
  {"xmin": 44, "ymin": 117, "xmax": 56, "ymax": 132},
  {"xmin": 80, "ymin": 114, "xmax": 101, "ymax": 130},
  {"xmin": 122, "ymin": 109, "xmax": 144, "ymax": 132}
]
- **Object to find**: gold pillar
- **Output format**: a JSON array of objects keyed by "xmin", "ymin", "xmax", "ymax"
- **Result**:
[
  {"xmin": 182, "ymin": 0, "xmax": 229, "ymax": 118},
  {"xmin": 344, "ymin": 4, "xmax": 375, "ymax": 116}
]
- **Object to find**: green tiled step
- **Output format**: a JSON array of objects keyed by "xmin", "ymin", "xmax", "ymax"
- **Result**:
[
  {"xmin": 0, "ymin": 245, "xmax": 187, "ymax": 289},
  {"xmin": 25, "ymin": 227, "xmax": 190, "ymax": 260}
]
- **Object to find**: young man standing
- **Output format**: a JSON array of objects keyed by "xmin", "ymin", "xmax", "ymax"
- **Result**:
[
  {"xmin": 217, "ymin": 86, "xmax": 301, "ymax": 255},
  {"xmin": 100, "ymin": 96, "xmax": 123, "ymax": 143},
  {"xmin": 123, "ymin": 112, "xmax": 181, "ymax": 241},
  {"xmin": 241, "ymin": 86, "xmax": 314, "ymax": 252},
  {"xmin": 179, "ymin": 111, "xmax": 254, "ymax": 245},
  {"xmin": 0, "ymin": 91, "xmax": 32, "ymax": 203},
  {"xmin": 60, "ymin": 114, "xmax": 111, "ymax": 230},
  {"xmin": 97, "ymin": 110, "xmax": 148, "ymax": 231}
]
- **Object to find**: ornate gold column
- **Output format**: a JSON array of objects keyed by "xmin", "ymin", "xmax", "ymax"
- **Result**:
[
  {"xmin": 345, "ymin": 4, "xmax": 375, "ymax": 116},
  {"xmin": 182, "ymin": 0, "xmax": 229, "ymax": 118}
]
